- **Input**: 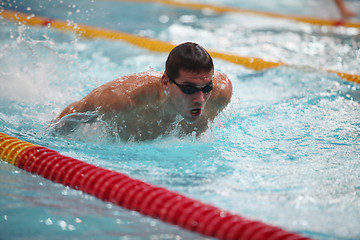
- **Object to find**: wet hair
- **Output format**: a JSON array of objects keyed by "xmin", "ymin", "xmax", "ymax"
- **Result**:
[{"xmin": 165, "ymin": 42, "xmax": 214, "ymax": 81}]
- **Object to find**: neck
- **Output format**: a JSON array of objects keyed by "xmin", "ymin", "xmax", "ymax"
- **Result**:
[{"xmin": 160, "ymin": 94, "xmax": 178, "ymax": 121}]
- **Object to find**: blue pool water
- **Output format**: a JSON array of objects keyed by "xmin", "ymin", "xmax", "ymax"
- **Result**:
[{"xmin": 1, "ymin": 0, "xmax": 360, "ymax": 239}]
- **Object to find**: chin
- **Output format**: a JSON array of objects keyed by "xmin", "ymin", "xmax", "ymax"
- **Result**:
[{"xmin": 183, "ymin": 115, "xmax": 200, "ymax": 123}]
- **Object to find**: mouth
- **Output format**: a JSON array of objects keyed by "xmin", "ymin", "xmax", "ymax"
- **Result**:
[{"xmin": 190, "ymin": 108, "xmax": 202, "ymax": 117}]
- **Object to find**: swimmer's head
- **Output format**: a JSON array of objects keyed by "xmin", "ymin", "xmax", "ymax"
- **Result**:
[{"xmin": 165, "ymin": 42, "xmax": 214, "ymax": 81}]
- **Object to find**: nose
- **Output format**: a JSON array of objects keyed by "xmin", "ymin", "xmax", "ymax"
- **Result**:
[{"xmin": 192, "ymin": 91, "xmax": 206, "ymax": 104}]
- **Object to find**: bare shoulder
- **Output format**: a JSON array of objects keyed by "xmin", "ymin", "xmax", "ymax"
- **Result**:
[
  {"xmin": 90, "ymin": 71, "xmax": 163, "ymax": 113},
  {"xmin": 204, "ymin": 70, "xmax": 232, "ymax": 119},
  {"xmin": 211, "ymin": 70, "xmax": 233, "ymax": 104}
]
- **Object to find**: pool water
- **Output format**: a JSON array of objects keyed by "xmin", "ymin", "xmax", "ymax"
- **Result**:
[{"xmin": 1, "ymin": 0, "xmax": 360, "ymax": 239}]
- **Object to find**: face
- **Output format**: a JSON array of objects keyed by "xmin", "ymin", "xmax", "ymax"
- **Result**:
[{"xmin": 166, "ymin": 69, "xmax": 214, "ymax": 123}]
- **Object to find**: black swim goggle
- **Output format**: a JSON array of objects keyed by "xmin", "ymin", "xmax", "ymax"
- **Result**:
[{"xmin": 171, "ymin": 79, "xmax": 213, "ymax": 95}]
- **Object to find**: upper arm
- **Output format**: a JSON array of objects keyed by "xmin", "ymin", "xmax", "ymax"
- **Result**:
[
  {"xmin": 56, "ymin": 98, "xmax": 94, "ymax": 121},
  {"xmin": 55, "ymin": 80, "xmax": 128, "ymax": 121}
]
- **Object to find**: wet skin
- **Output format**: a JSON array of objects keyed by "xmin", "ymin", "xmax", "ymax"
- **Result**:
[{"xmin": 55, "ymin": 69, "xmax": 232, "ymax": 141}]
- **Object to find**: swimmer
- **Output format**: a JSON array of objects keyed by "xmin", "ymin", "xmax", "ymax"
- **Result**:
[{"xmin": 54, "ymin": 42, "xmax": 233, "ymax": 141}]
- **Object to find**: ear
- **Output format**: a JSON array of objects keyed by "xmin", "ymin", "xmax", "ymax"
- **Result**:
[{"xmin": 161, "ymin": 73, "xmax": 170, "ymax": 89}]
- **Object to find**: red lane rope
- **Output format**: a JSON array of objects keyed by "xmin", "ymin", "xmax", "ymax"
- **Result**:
[{"xmin": 0, "ymin": 133, "xmax": 311, "ymax": 240}]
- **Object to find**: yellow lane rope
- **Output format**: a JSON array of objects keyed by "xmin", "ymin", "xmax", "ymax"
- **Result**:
[
  {"xmin": 0, "ymin": 133, "xmax": 37, "ymax": 166},
  {"xmin": 1, "ymin": 9, "xmax": 359, "ymax": 83},
  {"xmin": 114, "ymin": 0, "xmax": 360, "ymax": 28}
]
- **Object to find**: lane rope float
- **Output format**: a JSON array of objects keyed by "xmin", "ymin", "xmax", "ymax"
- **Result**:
[
  {"xmin": 0, "ymin": 132, "xmax": 311, "ymax": 240},
  {"xmin": 114, "ymin": 0, "xmax": 360, "ymax": 28},
  {"xmin": 1, "ymin": 9, "xmax": 359, "ymax": 84}
]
